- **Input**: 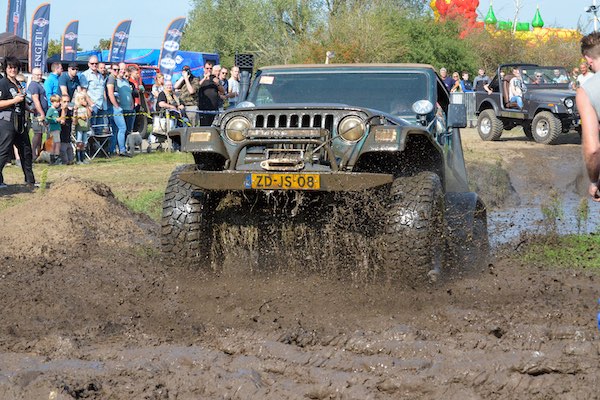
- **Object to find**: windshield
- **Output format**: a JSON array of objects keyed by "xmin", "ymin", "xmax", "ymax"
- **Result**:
[
  {"xmin": 247, "ymin": 71, "xmax": 430, "ymax": 116},
  {"xmin": 518, "ymin": 67, "xmax": 570, "ymax": 86}
]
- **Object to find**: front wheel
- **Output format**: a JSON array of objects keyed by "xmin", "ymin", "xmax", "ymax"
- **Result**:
[
  {"xmin": 532, "ymin": 111, "xmax": 562, "ymax": 144},
  {"xmin": 383, "ymin": 172, "xmax": 446, "ymax": 285},
  {"xmin": 161, "ymin": 165, "xmax": 216, "ymax": 262},
  {"xmin": 477, "ymin": 109, "xmax": 504, "ymax": 141}
]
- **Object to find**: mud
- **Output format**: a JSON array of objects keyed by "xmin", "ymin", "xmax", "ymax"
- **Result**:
[{"xmin": 1, "ymin": 129, "xmax": 599, "ymax": 399}]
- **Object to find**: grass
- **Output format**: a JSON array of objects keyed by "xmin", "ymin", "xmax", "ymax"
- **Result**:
[
  {"xmin": 523, "ymin": 234, "xmax": 600, "ymax": 270},
  {"xmin": 1, "ymin": 151, "xmax": 193, "ymax": 221}
]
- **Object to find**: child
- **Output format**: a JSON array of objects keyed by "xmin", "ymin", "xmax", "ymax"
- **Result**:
[
  {"xmin": 45, "ymin": 94, "xmax": 62, "ymax": 165},
  {"xmin": 73, "ymin": 92, "xmax": 91, "ymax": 164},
  {"xmin": 59, "ymin": 95, "xmax": 74, "ymax": 165}
]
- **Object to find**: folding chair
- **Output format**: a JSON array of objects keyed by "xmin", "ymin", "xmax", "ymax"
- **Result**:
[
  {"xmin": 88, "ymin": 122, "xmax": 112, "ymax": 159},
  {"xmin": 149, "ymin": 110, "xmax": 177, "ymax": 152}
]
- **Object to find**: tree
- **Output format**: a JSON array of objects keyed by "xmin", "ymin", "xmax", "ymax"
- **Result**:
[
  {"xmin": 94, "ymin": 38, "xmax": 111, "ymax": 51},
  {"xmin": 48, "ymin": 39, "xmax": 61, "ymax": 58}
]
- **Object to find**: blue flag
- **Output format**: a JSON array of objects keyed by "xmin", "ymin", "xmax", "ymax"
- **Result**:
[
  {"xmin": 29, "ymin": 2, "xmax": 50, "ymax": 73},
  {"xmin": 109, "ymin": 19, "xmax": 132, "ymax": 62},
  {"xmin": 158, "ymin": 17, "xmax": 186, "ymax": 82},
  {"xmin": 61, "ymin": 20, "xmax": 79, "ymax": 61},
  {"xmin": 6, "ymin": 0, "xmax": 27, "ymax": 38}
]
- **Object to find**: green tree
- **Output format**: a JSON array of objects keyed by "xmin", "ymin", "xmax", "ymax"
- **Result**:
[
  {"xmin": 94, "ymin": 38, "xmax": 111, "ymax": 51},
  {"xmin": 47, "ymin": 39, "xmax": 61, "ymax": 58}
]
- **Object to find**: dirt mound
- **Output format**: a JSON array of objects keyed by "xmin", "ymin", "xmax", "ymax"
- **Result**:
[{"xmin": 0, "ymin": 177, "xmax": 157, "ymax": 259}]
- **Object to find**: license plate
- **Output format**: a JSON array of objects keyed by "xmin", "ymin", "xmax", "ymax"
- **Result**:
[{"xmin": 245, "ymin": 173, "xmax": 321, "ymax": 190}]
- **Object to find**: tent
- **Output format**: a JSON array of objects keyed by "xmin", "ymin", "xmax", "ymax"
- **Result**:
[{"xmin": 0, "ymin": 32, "xmax": 29, "ymax": 61}]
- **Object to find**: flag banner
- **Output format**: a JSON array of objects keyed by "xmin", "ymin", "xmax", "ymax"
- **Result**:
[
  {"xmin": 108, "ymin": 19, "xmax": 131, "ymax": 62},
  {"xmin": 29, "ymin": 2, "xmax": 50, "ymax": 73},
  {"xmin": 61, "ymin": 20, "xmax": 79, "ymax": 61},
  {"xmin": 157, "ymin": 17, "xmax": 186, "ymax": 82},
  {"xmin": 6, "ymin": 0, "xmax": 27, "ymax": 38}
]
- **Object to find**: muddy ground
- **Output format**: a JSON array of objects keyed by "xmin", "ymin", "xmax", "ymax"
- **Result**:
[{"xmin": 1, "ymin": 129, "xmax": 599, "ymax": 399}]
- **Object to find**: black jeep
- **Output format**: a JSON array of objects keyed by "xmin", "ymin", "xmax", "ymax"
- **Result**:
[
  {"xmin": 475, "ymin": 64, "xmax": 579, "ymax": 144},
  {"xmin": 162, "ymin": 63, "xmax": 488, "ymax": 284}
]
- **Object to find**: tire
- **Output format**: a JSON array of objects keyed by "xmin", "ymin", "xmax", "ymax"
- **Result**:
[
  {"xmin": 531, "ymin": 111, "xmax": 562, "ymax": 144},
  {"xmin": 522, "ymin": 124, "xmax": 534, "ymax": 140},
  {"xmin": 383, "ymin": 172, "xmax": 446, "ymax": 285},
  {"xmin": 477, "ymin": 109, "xmax": 504, "ymax": 141},
  {"xmin": 161, "ymin": 165, "xmax": 215, "ymax": 261}
]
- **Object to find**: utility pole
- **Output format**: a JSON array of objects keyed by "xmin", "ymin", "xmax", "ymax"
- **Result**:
[{"xmin": 587, "ymin": 0, "xmax": 599, "ymax": 32}]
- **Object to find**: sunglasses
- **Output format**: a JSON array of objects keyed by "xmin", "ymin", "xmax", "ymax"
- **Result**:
[{"xmin": 89, "ymin": 62, "xmax": 98, "ymax": 65}]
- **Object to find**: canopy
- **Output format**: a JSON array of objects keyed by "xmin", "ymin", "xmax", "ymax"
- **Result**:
[{"xmin": 0, "ymin": 32, "xmax": 29, "ymax": 60}]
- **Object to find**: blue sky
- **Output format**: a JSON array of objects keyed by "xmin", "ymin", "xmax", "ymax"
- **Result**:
[
  {"xmin": 2, "ymin": 0, "xmax": 194, "ymax": 50},
  {"xmin": 0, "ymin": 1, "xmax": 594, "ymax": 52}
]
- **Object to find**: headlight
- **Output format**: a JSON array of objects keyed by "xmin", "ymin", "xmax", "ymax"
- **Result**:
[
  {"xmin": 338, "ymin": 116, "xmax": 365, "ymax": 142},
  {"xmin": 412, "ymin": 100, "xmax": 434, "ymax": 115},
  {"xmin": 225, "ymin": 116, "xmax": 250, "ymax": 142},
  {"xmin": 565, "ymin": 98, "xmax": 574, "ymax": 108}
]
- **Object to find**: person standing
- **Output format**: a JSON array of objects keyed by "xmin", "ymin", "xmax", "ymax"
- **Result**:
[
  {"xmin": 44, "ymin": 62, "xmax": 63, "ymax": 98},
  {"xmin": 151, "ymin": 73, "xmax": 165, "ymax": 112},
  {"xmin": 27, "ymin": 67, "xmax": 48, "ymax": 160},
  {"xmin": 197, "ymin": 61, "xmax": 223, "ymax": 126},
  {"xmin": 80, "ymin": 55, "xmax": 106, "ymax": 135},
  {"xmin": 439, "ymin": 67, "xmax": 454, "ymax": 92},
  {"xmin": 0, "ymin": 57, "xmax": 36, "ymax": 187},
  {"xmin": 577, "ymin": 32, "xmax": 600, "ymax": 201},
  {"xmin": 174, "ymin": 66, "xmax": 200, "ymax": 126},
  {"xmin": 106, "ymin": 64, "xmax": 128, "ymax": 156},
  {"xmin": 59, "ymin": 62, "xmax": 82, "ymax": 101},
  {"xmin": 459, "ymin": 71, "xmax": 473, "ymax": 92},
  {"xmin": 228, "ymin": 66, "xmax": 241, "ymax": 108},
  {"xmin": 472, "ymin": 68, "xmax": 490, "ymax": 91},
  {"xmin": 577, "ymin": 62, "xmax": 595, "ymax": 88},
  {"xmin": 46, "ymin": 94, "xmax": 63, "ymax": 165}
]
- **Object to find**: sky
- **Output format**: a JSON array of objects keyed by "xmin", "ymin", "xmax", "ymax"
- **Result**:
[
  {"xmin": 0, "ymin": 0, "xmax": 595, "ymax": 53},
  {"xmin": 1, "ymin": 0, "xmax": 194, "ymax": 51}
]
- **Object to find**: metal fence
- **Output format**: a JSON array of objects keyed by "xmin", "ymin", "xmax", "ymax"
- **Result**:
[{"xmin": 450, "ymin": 92, "xmax": 477, "ymax": 127}]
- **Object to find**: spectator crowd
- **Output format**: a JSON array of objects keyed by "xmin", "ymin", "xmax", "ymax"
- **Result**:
[{"xmin": 0, "ymin": 56, "xmax": 243, "ymax": 189}]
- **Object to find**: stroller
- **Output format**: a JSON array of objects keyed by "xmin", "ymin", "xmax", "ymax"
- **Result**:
[{"xmin": 147, "ymin": 109, "xmax": 187, "ymax": 152}]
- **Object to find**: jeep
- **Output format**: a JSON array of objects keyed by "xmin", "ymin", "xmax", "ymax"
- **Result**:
[
  {"xmin": 162, "ymin": 63, "xmax": 488, "ymax": 284},
  {"xmin": 475, "ymin": 64, "xmax": 579, "ymax": 144}
]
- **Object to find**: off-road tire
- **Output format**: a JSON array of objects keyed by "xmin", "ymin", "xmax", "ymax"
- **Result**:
[
  {"xmin": 532, "ymin": 111, "xmax": 562, "ymax": 145},
  {"xmin": 383, "ymin": 172, "xmax": 445, "ymax": 285},
  {"xmin": 161, "ymin": 165, "xmax": 215, "ymax": 261},
  {"xmin": 477, "ymin": 109, "xmax": 504, "ymax": 141}
]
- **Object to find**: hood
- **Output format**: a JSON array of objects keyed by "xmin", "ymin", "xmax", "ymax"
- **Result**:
[{"xmin": 526, "ymin": 89, "xmax": 575, "ymax": 102}]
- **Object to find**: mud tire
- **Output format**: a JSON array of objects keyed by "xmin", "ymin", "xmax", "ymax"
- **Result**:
[
  {"xmin": 383, "ymin": 172, "xmax": 445, "ymax": 285},
  {"xmin": 477, "ymin": 109, "xmax": 504, "ymax": 141},
  {"xmin": 161, "ymin": 165, "xmax": 215, "ymax": 261},
  {"xmin": 532, "ymin": 111, "xmax": 562, "ymax": 145}
]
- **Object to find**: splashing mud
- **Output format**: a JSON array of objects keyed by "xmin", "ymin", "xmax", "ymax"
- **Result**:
[{"xmin": 1, "ymin": 130, "xmax": 599, "ymax": 399}]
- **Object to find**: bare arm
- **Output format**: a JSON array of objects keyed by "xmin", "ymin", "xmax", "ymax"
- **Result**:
[
  {"xmin": 31, "ymin": 93, "xmax": 45, "ymax": 118},
  {"xmin": 107, "ymin": 83, "xmax": 119, "ymax": 108},
  {"xmin": 577, "ymin": 87, "xmax": 600, "ymax": 200},
  {"xmin": 0, "ymin": 95, "xmax": 24, "ymax": 109}
]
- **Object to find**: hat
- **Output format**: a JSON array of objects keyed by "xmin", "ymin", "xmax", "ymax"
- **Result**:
[{"xmin": 68, "ymin": 62, "xmax": 78, "ymax": 69}]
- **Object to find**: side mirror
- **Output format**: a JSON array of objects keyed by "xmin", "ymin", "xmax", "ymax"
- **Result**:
[{"xmin": 448, "ymin": 103, "xmax": 467, "ymax": 128}]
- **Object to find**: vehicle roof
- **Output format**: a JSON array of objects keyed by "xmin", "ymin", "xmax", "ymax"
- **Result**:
[{"xmin": 259, "ymin": 63, "xmax": 437, "ymax": 72}]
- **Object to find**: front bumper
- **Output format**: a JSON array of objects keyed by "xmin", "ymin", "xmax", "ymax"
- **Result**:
[{"xmin": 179, "ymin": 170, "xmax": 394, "ymax": 192}]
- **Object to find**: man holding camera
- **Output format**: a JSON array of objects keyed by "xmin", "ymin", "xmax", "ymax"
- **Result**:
[
  {"xmin": 0, "ymin": 57, "xmax": 36, "ymax": 188},
  {"xmin": 174, "ymin": 65, "xmax": 200, "ymax": 126}
]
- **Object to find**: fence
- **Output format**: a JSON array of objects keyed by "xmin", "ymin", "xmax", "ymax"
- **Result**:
[{"xmin": 450, "ymin": 92, "xmax": 477, "ymax": 127}]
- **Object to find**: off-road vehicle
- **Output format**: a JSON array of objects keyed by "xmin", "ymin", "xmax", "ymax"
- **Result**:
[
  {"xmin": 162, "ymin": 63, "xmax": 488, "ymax": 284},
  {"xmin": 475, "ymin": 64, "xmax": 579, "ymax": 144}
]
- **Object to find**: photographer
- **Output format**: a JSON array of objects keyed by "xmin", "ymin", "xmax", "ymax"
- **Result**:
[
  {"xmin": 174, "ymin": 65, "xmax": 200, "ymax": 126},
  {"xmin": 0, "ymin": 57, "xmax": 36, "ymax": 189}
]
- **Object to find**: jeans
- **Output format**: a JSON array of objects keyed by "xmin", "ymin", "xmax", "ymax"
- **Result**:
[
  {"xmin": 123, "ymin": 109, "xmax": 135, "ymax": 134},
  {"xmin": 510, "ymin": 96, "xmax": 523, "ymax": 109},
  {"xmin": 90, "ymin": 107, "xmax": 106, "ymax": 135},
  {"xmin": 109, "ymin": 105, "xmax": 127, "ymax": 154}
]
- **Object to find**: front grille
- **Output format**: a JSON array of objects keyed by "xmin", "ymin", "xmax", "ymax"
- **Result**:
[{"xmin": 254, "ymin": 112, "xmax": 336, "ymax": 133}]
